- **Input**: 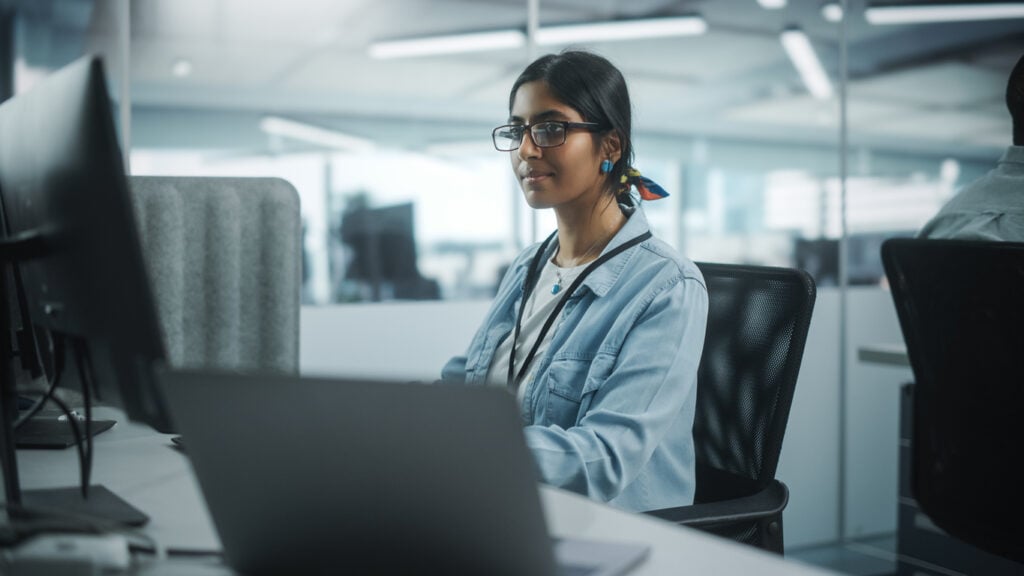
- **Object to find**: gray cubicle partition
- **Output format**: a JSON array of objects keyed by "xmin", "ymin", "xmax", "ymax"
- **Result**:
[{"xmin": 129, "ymin": 176, "xmax": 301, "ymax": 374}]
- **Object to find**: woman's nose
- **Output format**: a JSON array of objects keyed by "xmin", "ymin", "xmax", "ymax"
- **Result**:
[{"xmin": 518, "ymin": 130, "xmax": 541, "ymax": 159}]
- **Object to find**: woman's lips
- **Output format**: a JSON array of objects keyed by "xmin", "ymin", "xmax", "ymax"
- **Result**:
[{"xmin": 523, "ymin": 172, "xmax": 553, "ymax": 184}]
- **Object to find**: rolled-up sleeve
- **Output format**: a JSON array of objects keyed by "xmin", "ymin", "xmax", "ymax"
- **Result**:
[
  {"xmin": 523, "ymin": 274, "xmax": 708, "ymax": 503},
  {"xmin": 440, "ymin": 355, "xmax": 468, "ymax": 383}
]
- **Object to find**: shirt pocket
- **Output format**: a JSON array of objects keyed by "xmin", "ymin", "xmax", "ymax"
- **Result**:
[{"xmin": 543, "ymin": 354, "xmax": 615, "ymax": 428}]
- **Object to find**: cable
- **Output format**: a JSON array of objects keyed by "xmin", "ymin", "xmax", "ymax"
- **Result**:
[
  {"xmin": 12, "ymin": 374, "xmax": 58, "ymax": 428},
  {"xmin": 71, "ymin": 339, "xmax": 93, "ymax": 499},
  {"xmin": 47, "ymin": 392, "xmax": 88, "ymax": 499},
  {"xmin": 12, "ymin": 386, "xmax": 86, "ymax": 493},
  {"xmin": 20, "ymin": 335, "xmax": 90, "ymax": 500},
  {"xmin": 79, "ymin": 341, "xmax": 94, "ymax": 498},
  {"xmin": 13, "ymin": 334, "xmax": 65, "ymax": 429}
]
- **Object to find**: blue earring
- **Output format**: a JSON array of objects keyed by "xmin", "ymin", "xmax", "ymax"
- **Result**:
[{"xmin": 600, "ymin": 159, "xmax": 613, "ymax": 174}]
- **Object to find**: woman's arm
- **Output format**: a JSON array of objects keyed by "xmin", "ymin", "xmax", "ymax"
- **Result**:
[{"xmin": 440, "ymin": 355, "xmax": 469, "ymax": 383}]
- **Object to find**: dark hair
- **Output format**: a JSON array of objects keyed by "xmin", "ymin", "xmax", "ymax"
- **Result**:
[
  {"xmin": 1009, "ymin": 54, "xmax": 1024, "ymax": 146},
  {"xmin": 509, "ymin": 50, "xmax": 635, "ymax": 204}
]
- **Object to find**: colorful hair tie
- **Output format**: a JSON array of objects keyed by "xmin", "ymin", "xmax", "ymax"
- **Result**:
[{"xmin": 620, "ymin": 168, "xmax": 669, "ymax": 201}]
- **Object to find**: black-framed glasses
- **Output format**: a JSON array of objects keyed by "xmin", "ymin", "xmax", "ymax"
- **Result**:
[{"xmin": 492, "ymin": 121, "xmax": 602, "ymax": 152}]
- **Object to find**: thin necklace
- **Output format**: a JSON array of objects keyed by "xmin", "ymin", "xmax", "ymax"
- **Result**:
[{"xmin": 551, "ymin": 236, "xmax": 605, "ymax": 295}]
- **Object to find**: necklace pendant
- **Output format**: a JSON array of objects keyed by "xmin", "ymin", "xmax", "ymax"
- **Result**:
[{"xmin": 551, "ymin": 283, "xmax": 561, "ymax": 295}]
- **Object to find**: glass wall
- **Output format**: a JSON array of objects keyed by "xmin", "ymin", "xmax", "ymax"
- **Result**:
[
  {"xmin": 841, "ymin": 2, "xmax": 1017, "ymax": 285},
  {"xmin": 833, "ymin": 0, "xmax": 1020, "ymax": 543},
  {"xmin": 114, "ymin": 0, "xmax": 858, "ymax": 304},
  {"xmin": 3, "ymin": 1, "xmax": 1016, "ymax": 300}
]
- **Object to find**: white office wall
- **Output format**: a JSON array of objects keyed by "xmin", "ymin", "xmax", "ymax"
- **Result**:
[
  {"xmin": 777, "ymin": 289, "xmax": 841, "ymax": 548},
  {"xmin": 780, "ymin": 287, "xmax": 910, "ymax": 547},
  {"xmin": 843, "ymin": 287, "xmax": 912, "ymax": 538},
  {"xmin": 299, "ymin": 286, "xmax": 908, "ymax": 549},
  {"xmin": 300, "ymin": 301, "xmax": 489, "ymax": 381}
]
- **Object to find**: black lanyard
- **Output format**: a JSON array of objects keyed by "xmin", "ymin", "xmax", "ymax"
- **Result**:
[{"xmin": 506, "ymin": 229, "xmax": 652, "ymax": 389}]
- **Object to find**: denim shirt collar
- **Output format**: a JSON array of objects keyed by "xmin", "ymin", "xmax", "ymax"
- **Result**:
[{"xmin": 533, "ymin": 206, "xmax": 652, "ymax": 299}]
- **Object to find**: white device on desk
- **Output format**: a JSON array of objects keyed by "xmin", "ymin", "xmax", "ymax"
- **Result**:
[{"xmin": 158, "ymin": 370, "xmax": 650, "ymax": 576}]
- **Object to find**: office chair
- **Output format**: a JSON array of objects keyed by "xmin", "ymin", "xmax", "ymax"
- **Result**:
[
  {"xmin": 647, "ymin": 263, "xmax": 816, "ymax": 555},
  {"xmin": 130, "ymin": 176, "xmax": 301, "ymax": 373},
  {"xmin": 882, "ymin": 238, "xmax": 1024, "ymax": 566}
]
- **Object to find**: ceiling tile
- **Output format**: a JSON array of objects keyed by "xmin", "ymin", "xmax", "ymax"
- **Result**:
[
  {"xmin": 861, "ymin": 109, "xmax": 1010, "ymax": 143},
  {"xmin": 723, "ymin": 95, "xmax": 909, "ymax": 129},
  {"xmin": 849, "ymin": 62, "xmax": 1005, "ymax": 108}
]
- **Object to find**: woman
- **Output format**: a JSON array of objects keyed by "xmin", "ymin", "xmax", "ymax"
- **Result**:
[{"xmin": 442, "ymin": 51, "xmax": 708, "ymax": 512}]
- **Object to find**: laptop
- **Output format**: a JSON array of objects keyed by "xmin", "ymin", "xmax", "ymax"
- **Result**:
[{"xmin": 158, "ymin": 370, "xmax": 650, "ymax": 576}]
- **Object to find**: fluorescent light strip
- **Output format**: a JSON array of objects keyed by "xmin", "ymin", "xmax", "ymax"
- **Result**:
[
  {"xmin": 866, "ymin": 2, "xmax": 1024, "ymax": 24},
  {"xmin": 171, "ymin": 58, "xmax": 192, "ymax": 78},
  {"xmin": 757, "ymin": 0, "xmax": 788, "ymax": 9},
  {"xmin": 821, "ymin": 2, "xmax": 844, "ymax": 22},
  {"xmin": 780, "ymin": 28, "xmax": 833, "ymax": 100},
  {"xmin": 259, "ymin": 116, "xmax": 375, "ymax": 152},
  {"xmin": 369, "ymin": 16, "xmax": 707, "ymax": 60},
  {"xmin": 369, "ymin": 30, "xmax": 525, "ymax": 59},
  {"xmin": 536, "ymin": 16, "xmax": 707, "ymax": 45}
]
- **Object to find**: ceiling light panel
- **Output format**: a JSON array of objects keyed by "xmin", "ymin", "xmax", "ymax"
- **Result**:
[
  {"xmin": 369, "ymin": 30, "xmax": 525, "ymax": 59},
  {"xmin": 780, "ymin": 28, "xmax": 833, "ymax": 100},
  {"xmin": 259, "ymin": 116, "xmax": 376, "ymax": 152},
  {"xmin": 535, "ymin": 16, "xmax": 708, "ymax": 45},
  {"xmin": 821, "ymin": 3, "xmax": 844, "ymax": 22},
  {"xmin": 866, "ymin": 2, "xmax": 1024, "ymax": 24}
]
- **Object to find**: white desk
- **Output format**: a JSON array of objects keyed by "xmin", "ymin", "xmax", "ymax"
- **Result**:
[{"xmin": 12, "ymin": 407, "xmax": 840, "ymax": 575}]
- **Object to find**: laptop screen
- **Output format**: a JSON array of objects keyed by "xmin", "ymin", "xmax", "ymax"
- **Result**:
[{"xmin": 160, "ymin": 370, "xmax": 559, "ymax": 575}]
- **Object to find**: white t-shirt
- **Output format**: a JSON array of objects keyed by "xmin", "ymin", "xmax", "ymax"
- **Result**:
[{"xmin": 486, "ymin": 258, "xmax": 589, "ymax": 405}]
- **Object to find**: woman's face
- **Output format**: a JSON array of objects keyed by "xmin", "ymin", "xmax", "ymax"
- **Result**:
[{"xmin": 508, "ymin": 81, "xmax": 613, "ymax": 211}]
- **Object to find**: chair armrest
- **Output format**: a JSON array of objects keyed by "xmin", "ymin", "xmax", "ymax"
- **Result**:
[{"xmin": 644, "ymin": 479, "xmax": 789, "ymax": 528}]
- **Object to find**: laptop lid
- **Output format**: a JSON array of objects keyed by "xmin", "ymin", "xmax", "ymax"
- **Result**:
[{"xmin": 158, "ymin": 370, "xmax": 558, "ymax": 576}]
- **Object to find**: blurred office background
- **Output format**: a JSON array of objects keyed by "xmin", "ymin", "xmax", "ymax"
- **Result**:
[
  {"xmin": 7, "ymin": 0, "xmax": 1018, "ymax": 305},
  {"xmin": 2, "ymin": 0, "xmax": 1021, "ymax": 572}
]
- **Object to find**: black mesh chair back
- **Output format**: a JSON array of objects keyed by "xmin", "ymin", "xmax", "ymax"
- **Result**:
[
  {"xmin": 693, "ymin": 263, "xmax": 815, "ymax": 483},
  {"xmin": 648, "ymin": 263, "xmax": 816, "ymax": 554},
  {"xmin": 882, "ymin": 238, "xmax": 1024, "ymax": 564}
]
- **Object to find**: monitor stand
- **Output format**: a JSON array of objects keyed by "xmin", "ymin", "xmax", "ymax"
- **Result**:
[
  {"xmin": 2, "ymin": 394, "xmax": 149, "ymax": 527},
  {"xmin": 15, "ymin": 415, "xmax": 116, "ymax": 449},
  {"xmin": 2, "ymin": 383, "xmax": 148, "ymax": 527},
  {"xmin": 1, "ymin": 232, "xmax": 149, "ymax": 528},
  {"xmin": 22, "ymin": 485, "xmax": 149, "ymax": 526}
]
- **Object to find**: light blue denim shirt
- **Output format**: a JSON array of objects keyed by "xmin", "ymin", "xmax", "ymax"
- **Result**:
[
  {"xmin": 442, "ymin": 208, "xmax": 708, "ymax": 512},
  {"xmin": 919, "ymin": 146, "xmax": 1024, "ymax": 242}
]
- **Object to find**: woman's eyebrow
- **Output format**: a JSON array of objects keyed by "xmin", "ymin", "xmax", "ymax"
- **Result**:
[{"xmin": 508, "ymin": 109, "xmax": 570, "ymax": 123}]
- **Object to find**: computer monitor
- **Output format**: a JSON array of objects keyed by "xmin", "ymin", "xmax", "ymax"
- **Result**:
[
  {"xmin": 341, "ymin": 203, "xmax": 419, "ymax": 281},
  {"xmin": 793, "ymin": 238, "xmax": 838, "ymax": 287},
  {"xmin": 794, "ymin": 232, "xmax": 916, "ymax": 287},
  {"xmin": 0, "ymin": 56, "xmax": 169, "ymax": 521},
  {"xmin": 339, "ymin": 202, "xmax": 439, "ymax": 300}
]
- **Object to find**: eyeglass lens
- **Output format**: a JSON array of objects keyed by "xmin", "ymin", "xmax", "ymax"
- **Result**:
[{"xmin": 494, "ymin": 122, "xmax": 565, "ymax": 151}]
